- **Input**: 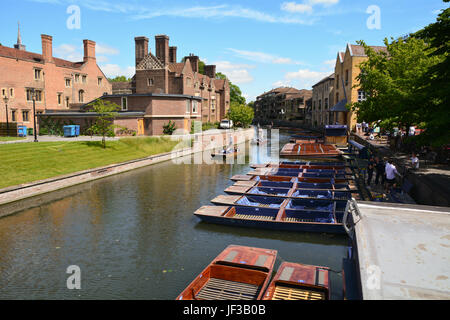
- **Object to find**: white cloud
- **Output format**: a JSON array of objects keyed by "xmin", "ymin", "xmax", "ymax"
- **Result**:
[
  {"xmin": 99, "ymin": 64, "xmax": 135, "ymax": 79},
  {"xmin": 308, "ymin": 0, "xmax": 339, "ymax": 6},
  {"xmin": 323, "ymin": 59, "xmax": 336, "ymax": 68},
  {"xmin": 96, "ymin": 43, "xmax": 119, "ymax": 55},
  {"xmin": 275, "ymin": 68, "xmax": 331, "ymax": 89},
  {"xmin": 214, "ymin": 61, "xmax": 254, "ymax": 84},
  {"xmin": 281, "ymin": 0, "xmax": 339, "ymax": 15},
  {"xmin": 228, "ymin": 48, "xmax": 304, "ymax": 65},
  {"xmin": 53, "ymin": 44, "xmax": 83, "ymax": 61}
]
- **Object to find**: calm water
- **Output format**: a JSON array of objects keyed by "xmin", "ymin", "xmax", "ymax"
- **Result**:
[{"xmin": 0, "ymin": 131, "xmax": 349, "ymax": 299}]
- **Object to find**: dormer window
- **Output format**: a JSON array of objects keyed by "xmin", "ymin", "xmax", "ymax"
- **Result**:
[
  {"xmin": 148, "ymin": 78, "xmax": 154, "ymax": 86},
  {"xmin": 34, "ymin": 68, "xmax": 42, "ymax": 80},
  {"xmin": 121, "ymin": 96, "xmax": 128, "ymax": 111},
  {"xmin": 75, "ymin": 74, "xmax": 80, "ymax": 83},
  {"xmin": 65, "ymin": 78, "xmax": 71, "ymax": 87}
]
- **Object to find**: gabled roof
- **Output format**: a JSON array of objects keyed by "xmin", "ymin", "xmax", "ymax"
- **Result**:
[
  {"xmin": 330, "ymin": 98, "xmax": 348, "ymax": 112},
  {"xmin": 348, "ymin": 44, "xmax": 387, "ymax": 57},
  {"xmin": 168, "ymin": 62, "xmax": 184, "ymax": 74},
  {"xmin": 312, "ymin": 73, "xmax": 335, "ymax": 88},
  {"xmin": 0, "ymin": 45, "xmax": 84, "ymax": 69},
  {"xmin": 136, "ymin": 51, "xmax": 165, "ymax": 70}
]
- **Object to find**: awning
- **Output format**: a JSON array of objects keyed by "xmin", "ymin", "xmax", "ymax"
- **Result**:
[{"xmin": 330, "ymin": 98, "xmax": 348, "ymax": 112}]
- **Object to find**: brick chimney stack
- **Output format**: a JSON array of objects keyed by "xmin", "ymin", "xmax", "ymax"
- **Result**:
[
  {"xmin": 41, "ymin": 34, "xmax": 53, "ymax": 63},
  {"xmin": 83, "ymin": 39, "xmax": 96, "ymax": 62},
  {"xmin": 155, "ymin": 35, "xmax": 169, "ymax": 66},
  {"xmin": 187, "ymin": 54, "xmax": 199, "ymax": 73},
  {"xmin": 204, "ymin": 65, "xmax": 216, "ymax": 79},
  {"xmin": 169, "ymin": 46, "xmax": 177, "ymax": 64},
  {"xmin": 135, "ymin": 36, "xmax": 149, "ymax": 67}
]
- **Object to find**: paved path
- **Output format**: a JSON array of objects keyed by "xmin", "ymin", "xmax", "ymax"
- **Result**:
[{"xmin": 0, "ymin": 135, "xmax": 119, "ymax": 144}]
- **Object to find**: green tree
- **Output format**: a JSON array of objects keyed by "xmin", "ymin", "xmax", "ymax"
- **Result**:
[
  {"xmin": 216, "ymin": 72, "xmax": 246, "ymax": 105},
  {"xmin": 227, "ymin": 102, "xmax": 254, "ymax": 128},
  {"xmin": 352, "ymin": 37, "xmax": 440, "ymax": 139},
  {"xmin": 162, "ymin": 120, "xmax": 176, "ymax": 135},
  {"xmin": 87, "ymin": 99, "xmax": 120, "ymax": 148},
  {"xmin": 413, "ymin": 1, "xmax": 450, "ymax": 146},
  {"xmin": 108, "ymin": 76, "xmax": 131, "ymax": 82}
]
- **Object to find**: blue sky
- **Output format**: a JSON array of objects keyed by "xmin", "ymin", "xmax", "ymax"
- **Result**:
[{"xmin": 0, "ymin": 0, "xmax": 447, "ymax": 101}]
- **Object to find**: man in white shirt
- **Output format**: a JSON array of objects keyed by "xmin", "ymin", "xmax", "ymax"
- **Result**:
[
  {"xmin": 411, "ymin": 153, "xmax": 419, "ymax": 170},
  {"xmin": 385, "ymin": 159, "xmax": 401, "ymax": 193}
]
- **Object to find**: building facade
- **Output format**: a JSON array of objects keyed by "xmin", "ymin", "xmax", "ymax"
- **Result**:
[
  {"xmin": 331, "ymin": 43, "xmax": 386, "ymax": 131},
  {"xmin": 310, "ymin": 73, "xmax": 334, "ymax": 128},
  {"xmin": 0, "ymin": 30, "xmax": 112, "ymax": 132},
  {"xmin": 253, "ymin": 87, "xmax": 312, "ymax": 125}
]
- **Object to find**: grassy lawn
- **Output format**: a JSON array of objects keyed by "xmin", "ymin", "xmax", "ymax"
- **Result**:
[
  {"xmin": 0, "ymin": 137, "xmax": 187, "ymax": 189},
  {"xmin": 0, "ymin": 137, "xmax": 26, "ymax": 142}
]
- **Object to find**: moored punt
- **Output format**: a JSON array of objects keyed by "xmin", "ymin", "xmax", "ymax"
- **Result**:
[
  {"xmin": 230, "ymin": 174, "xmax": 350, "ymax": 185},
  {"xmin": 262, "ymin": 262, "xmax": 330, "ymax": 300},
  {"xmin": 194, "ymin": 205, "xmax": 346, "ymax": 234},
  {"xmin": 211, "ymin": 150, "xmax": 239, "ymax": 159},
  {"xmin": 280, "ymin": 143, "xmax": 342, "ymax": 158},
  {"xmin": 211, "ymin": 195, "xmax": 348, "ymax": 212},
  {"xmin": 176, "ymin": 245, "xmax": 277, "ymax": 300}
]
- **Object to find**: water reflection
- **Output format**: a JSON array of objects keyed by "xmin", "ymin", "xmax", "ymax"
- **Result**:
[{"xmin": 0, "ymin": 131, "xmax": 348, "ymax": 299}]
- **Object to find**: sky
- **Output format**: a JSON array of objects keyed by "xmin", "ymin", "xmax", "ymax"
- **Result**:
[{"xmin": 0, "ymin": 0, "xmax": 447, "ymax": 102}]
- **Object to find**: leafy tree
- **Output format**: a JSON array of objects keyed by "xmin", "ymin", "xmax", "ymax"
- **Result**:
[
  {"xmin": 227, "ymin": 102, "xmax": 254, "ymax": 128},
  {"xmin": 413, "ymin": 1, "xmax": 450, "ymax": 146},
  {"xmin": 216, "ymin": 72, "xmax": 246, "ymax": 105},
  {"xmin": 351, "ymin": 37, "xmax": 440, "ymax": 140},
  {"xmin": 87, "ymin": 99, "xmax": 120, "ymax": 148},
  {"xmin": 108, "ymin": 76, "xmax": 132, "ymax": 82}
]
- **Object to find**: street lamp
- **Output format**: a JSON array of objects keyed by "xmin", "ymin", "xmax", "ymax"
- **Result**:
[
  {"xmin": 30, "ymin": 88, "xmax": 38, "ymax": 142},
  {"xmin": 3, "ymin": 96, "xmax": 9, "ymax": 136}
]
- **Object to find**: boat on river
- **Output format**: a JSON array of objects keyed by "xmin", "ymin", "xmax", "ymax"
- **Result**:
[
  {"xmin": 176, "ymin": 245, "xmax": 277, "ymax": 300},
  {"xmin": 211, "ymin": 194, "xmax": 349, "ymax": 212},
  {"xmin": 262, "ymin": 262, "xmax": 331, "ymax": 300},
  {"xmin": 280, "ymin": 143, "xmax": 342, "ymax": 158},
  {"xmin": 194, "ymin": 204, "xmax": 347, "ymax": 234},
  {"xmin": 211, "ymin": 147, "xmax": 240, "ymax": 159}
]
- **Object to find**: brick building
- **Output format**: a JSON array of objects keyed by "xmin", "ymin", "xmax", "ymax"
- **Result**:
[
  {"xmin": 44, "ymin": 34, "xmax": 231, "ymax": 136},
  {"xmin": 310, "ymin": 73, "xmax": 334, "ymax": 128},
  {"xmin": 331, "ymin": 43, "xmax": 386, "ymax": 131},
  {"xmin": 253, "ymin": 87, "xmax": 311, "ymax": 125},
  {"xmin": 0, "ymin": 28, "xmax": 112, "ymax": 133}
]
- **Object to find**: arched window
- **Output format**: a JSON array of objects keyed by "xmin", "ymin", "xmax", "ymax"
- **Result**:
[{"xmin": 78, "ymin": 90, "xmax": 84, "ymax": 103}]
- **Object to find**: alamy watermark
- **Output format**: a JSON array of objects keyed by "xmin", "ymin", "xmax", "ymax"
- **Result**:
[
  {"xmin": 366, "ymin": 5, "xmax": 381, "ymax": 30},
  {"xmin": 66, "ymin": 265, "xmax": 81, "ymax": 289},
  {"xmin": 67, "ymin": 5, "xmax": 81, "ymax": 30}
]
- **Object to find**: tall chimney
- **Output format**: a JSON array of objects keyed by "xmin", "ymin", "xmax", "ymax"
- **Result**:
[
  {"xmin": 204, "ymin": 65, "xmax": 216, "ymax": 79},
  {"xmin": 169, "ymin": 46, "xmax": 177, "ymax": 64},
  {"xmin": 155, "ymin": 35, "xmax": 169, "ymax": 66},
  {"xmin": 187, "ymin": 54, "xmax": 199, "ymax": 73},
  {"xmin": 135, "ymin": 36, "xmax": 149, "ymax": 67},
  {"xmin": 83, "ymin": 39, "xmax": 96, "ymax": 62},
  {"xmin": 41, "ymin": 34, "xmax": 53, "ymax": 63}
]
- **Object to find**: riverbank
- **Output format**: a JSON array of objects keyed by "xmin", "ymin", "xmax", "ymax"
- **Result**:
[{"xmin": 0, "ymin": 128, "xmax": 255, "ymax": 218}]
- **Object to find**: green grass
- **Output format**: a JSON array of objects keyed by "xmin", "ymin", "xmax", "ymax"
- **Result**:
[
  {"xmin": 0, "ymin": 137, "xmax": 26, "ymax": 142},
  {"xmin": 0, "ymin": 137, "xmax": 187, "ymax": 189}
]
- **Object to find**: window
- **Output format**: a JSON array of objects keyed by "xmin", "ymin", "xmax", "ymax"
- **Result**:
[
  {"xmin": 336, "ymin": 92, "xmax": 339, "ymax": 102},
  {"xmin": 57, "ymin": 93, "xmax": 62, "ymax": 105},
  {"xmin": 1, "ymin": 88, "xmax": 6, "ymax": 97},
  {"xmin": 75, "ymin": 74, "xmax": 80, "ymax": 83},
  {"xmin": 78, "ymin": 90, "xmax": 84, "ymax": 103},
  {"xmin": 65, "ymin": 78, "xmax": 71, "ymax": 87},
  {"xmin": 192, "ymin": 100, "xmax": 198, "ymax": 113},
  {"xmin": 319, "ymin": 100, "xmax": 322, "ymax": 110},
  {"xmin": 98, "ymin": 77, "xmax": 103, "ymax": 86},
  {"xmin": 358, "ymin": 90, "xmax": 367, "ymax": 102},
  {"xmin": 22, "ymin": 110, "xmax": 29, "ymax": 122},
  {"xmin": 147, "ymin": 78, "xmax": 154, "ymax": 86},
  {"xmin": 345, "ymin": 70, "xmax": 349, "ymax": 86},
  {"xmin": 10, "ymin": 88, "xmax": 14, "ymax": 98},
  {"xmin": 34, "ymin": 69, "xmax": 42, "ymax": 80},
  {"xmin": 65, "ymin": 97, "xmax": 70, "ymax": 108},
  {"xmin": 325, "ymin": 98, "xmax": 328, "ymax": 109},
  {"xmin": 186, "ymin": 100, "xmax": 191, "ymax": 113},
  {"xmin": 336, "ymin": 75, "xmax": 339, "ymax": 89},
  {"xmin": 26, "ymin": 89, "xmax": 42, "ymax": 101},
  {"xmin": 211, "ymin": 98, "xmax": 216, "ymax": 111},
  {"xmin": 121, "ymin": 97, "xmax": 128, "ymax": 111},
  {"xmin": 82, "ymin": 75, "xmax": 87, "ymax": 84},
  {"xmin": 11, "ymin": 110, "xmax": 16, "ymax": 122}
]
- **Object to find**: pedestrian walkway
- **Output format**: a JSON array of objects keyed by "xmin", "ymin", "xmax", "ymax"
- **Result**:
[{"xmin": 0, "ymin": 135, "xmax": 119, "ymax": 144}]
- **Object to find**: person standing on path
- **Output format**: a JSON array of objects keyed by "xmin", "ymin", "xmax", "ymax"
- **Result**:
[
  {"xmin": 367, "ymin": 156, "xmax": 376, "ymax": 186},
  {"xmin": 375, "ymin": 156, "xmax": 385, "ymax": 186},
  {"xmin": 385, "ymin": 158, "xmax": 402, "ymax": 193}
]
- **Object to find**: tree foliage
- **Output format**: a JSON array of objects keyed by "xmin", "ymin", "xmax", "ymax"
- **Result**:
[
  {"xmin": 162, "ymin": 120, "xmax": 177, "ymax": 135},
  {"xmin": 216, "ymin": 72, "xmax": 246, "ymax": 105},
  {"xmin": 227, "ymin": 102, "xmax": 254, "ymax": 128},
  {"xmin": 87, "ymin": 99, "xmax": 120, "ymax": 148},
  {"xmin": 108, "ymin": 76, "xmax": 132, "ymax": 82}
]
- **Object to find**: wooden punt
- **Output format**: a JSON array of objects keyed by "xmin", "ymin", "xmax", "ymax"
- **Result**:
[
  {"xmin": 211, "ymin": 150, "xmax": 239, "ymax": 159},
  {"xmin": 176, "ymin": 245, "xmax": 277, "ymax": 300},
  {"xmin": 262, "ymin": 262, "xmax": 330, "ymax": 300},
  {"xmin": 280, "ymin": 143, "xmax": 342, "ymax": 158},
  {"xmin": 211, "ymin": 194, "xmax": 348, "ymax": 212},
  {"xmin": 194, "ymin": 204, "xmax": 347, "ymax": 234}
]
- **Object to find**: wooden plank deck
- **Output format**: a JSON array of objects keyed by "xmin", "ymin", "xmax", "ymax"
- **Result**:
[
  {"xmin": 272, "ymin": 285, "xmax": 325, "ymax": 300},
  {"xmin": 194, "ymin": 206, "xmax": 229, "ymax": 217},
  {"xmin": 224, "ymin": 185, "xmax": 252, "ymax": 194},
  {"xmin": 196, "ymin": 278, "xmax": 260, "ymax": 300},
  {"xmin": 211, "ymin": 195, "xmax": 241, "ymax": 205}
]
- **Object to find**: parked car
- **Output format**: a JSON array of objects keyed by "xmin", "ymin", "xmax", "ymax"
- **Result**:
[{"xmin": 219, "ymin": 120, "xmax": 233, "ymax": 129}]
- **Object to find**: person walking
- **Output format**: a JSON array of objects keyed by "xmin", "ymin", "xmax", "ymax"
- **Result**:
[
  {"xmin": 411, "ymin": 153, "xmax": 419, "ymax": 170},
  {"xmin": 374, "ymin": 156, "xmax": 385, "ymax": 186},
  {"xmin": 385, "ymin": 158, "xmax": 402, "ymax": 193},
  {"xmin": 367, "ymin": 156, "xmax": 375, "ymax": 186}
]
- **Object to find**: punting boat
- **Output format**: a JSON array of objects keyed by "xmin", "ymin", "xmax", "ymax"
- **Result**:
[
  {"xmin": 224, "ymin": 184, "xmax": 355, "ymax": 201},
  {"xmin": 250, "ymin": 161, "xmax": 349, "ymax": 171},
  {"xmin": 211, "ymin": 195, "xmax": 348, "ymax": 212},
  {"xmin": 194, "ymin": 204, "xmax": 347, "ymax": 234},
  {"xmin": 176, "ymin": 245, "xmax": 277, "ymax": 300},
  {"xmin": 241, "ymin": 168, "xmax": 352, "ymax": 182},
  {"xmin": 262, "ymin": 262, "xmax": 330, "ymax": 300},
  {"xmin": 280, "ymin": 143, "xmax": 342, "ymax": 158},
  {"xmin": 211, "ymin": 148, "xmax": 240, "ymax": 159},
  {"xmin": 230, "ymin": 174, "xmax": 349, "ymax": 184}
]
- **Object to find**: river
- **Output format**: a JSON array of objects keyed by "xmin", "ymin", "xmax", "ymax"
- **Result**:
[{"xmin": 0, "ymin": 130, "xmax": 349, "ymax": 299}]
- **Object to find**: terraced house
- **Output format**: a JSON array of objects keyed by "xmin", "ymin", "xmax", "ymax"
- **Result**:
[
  {"xmin": 331, "ymin": 43, "xmax": 386, "ymax": 131},
  {"xmin": 310, "ymin": 73, "xmax": 335, "ymax": 128},
  {"xmin": 0, "ymin": 27, "xmax": 112, "ymax": 133}
]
